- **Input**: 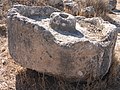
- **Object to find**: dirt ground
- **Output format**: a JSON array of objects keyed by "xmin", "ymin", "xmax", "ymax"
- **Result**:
[{"xmin": 0, "ymin": 0, "xmax": 120, "ymax": 90}]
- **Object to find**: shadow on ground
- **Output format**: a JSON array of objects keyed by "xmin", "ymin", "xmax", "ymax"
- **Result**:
[
  {"xmin": 105, "ymin": 51, "xmax": 120, "ymax": 90},
  {"xmin": 15, "ymin": 69, "xmax": 85, "ymax": 90}
]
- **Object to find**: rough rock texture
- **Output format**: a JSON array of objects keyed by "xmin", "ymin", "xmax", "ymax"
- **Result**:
[
  {"xmin": 64, "ymin": 0, "xmax": 79, "ymax": 15},
  {"xmin": 47, "ymin": 0, "xmax": 64, "ymax": 10},
  {"xmin": 7, "ymin": 4, "xmax": 117, "ymax": 80},
  {"xmin": 50, "ymin": 12, "xmax": 76, "ymax": 32},
  {"xmin": 81, "ymin": 6, "xmax": 95, "ymax": 17},
  {"xmin": 109, "ymin": 0, "xmax": 117, "ymax": 10}
]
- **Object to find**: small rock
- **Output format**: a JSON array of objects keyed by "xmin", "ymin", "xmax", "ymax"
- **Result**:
[
  {"xmin": 0, "ymin": 24, "xmax": 6, "ymax": 36},
  {"xmin": 0, "ymin": 24, "xmax": 6, "ymax": 30},
  {"xmin": 77, "ymin": 71, "xmax": 83, "ymax": 77},
  {"xmin": 108, "ymin": 0, "xmax": 117, "ymax": 10},
  {"xmin": 81, "ymin": 6, "xmax": 95, "ymax": 17},
  {"xmin": 1, "ymin": 47, "xmax": 5, "ymax": 52},
  {"xmin": 2, "ymin": 59, "xmax": 6, "ymax": 65}
]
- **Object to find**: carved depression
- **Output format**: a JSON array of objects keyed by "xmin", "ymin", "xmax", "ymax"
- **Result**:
[{"xmin": 7, "ymin": 4, "xmax": 117, "ymax": 80}]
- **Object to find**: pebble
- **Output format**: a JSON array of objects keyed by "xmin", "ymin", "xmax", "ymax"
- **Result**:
[
  {"xmin": 2, "ymin": 59, "xmax": 6, "ymax": 65},
  {"xmin": 1, "ymin": 47, "xmax": 5, "ymax": 52}
]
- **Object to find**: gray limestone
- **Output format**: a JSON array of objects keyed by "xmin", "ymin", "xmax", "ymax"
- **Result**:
[
  {"xmin": 50, "ymin": 12, "xmax": 76, "ymax": 32},
  {"xmin": 109, "ymin": 0, "xmax": 117, "ymax": 10},
  {"xmin": 7, "ymin": 4, "xmax": 117, "ymax": 80},
  {"xmin": 81, "ymin": 6, "xmax": 95, "ymax": 17}
]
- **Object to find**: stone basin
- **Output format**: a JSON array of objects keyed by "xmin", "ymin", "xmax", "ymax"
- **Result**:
[{"xmin": 7, "ymin": 4, "xmax": 117, "ymax": 80}]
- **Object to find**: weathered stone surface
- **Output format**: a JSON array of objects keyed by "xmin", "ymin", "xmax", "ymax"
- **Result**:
[
  {"xmin": 7, "ymin": 4, "xmax": 117, "ymax": 80},
  {"xmin": 0, "ymin": 24, "xmax": 6, "ymax": 37},
  {"xmin": 50, "ymin": 12, "xmax": 76, "ymax": 32},
  {"xmin": 81, "ymin": 6, "xmax": 95, "ymax": 17},
  {"xmin": 109, "ymin": 0, "xmax": 117, "ymax": 10}
]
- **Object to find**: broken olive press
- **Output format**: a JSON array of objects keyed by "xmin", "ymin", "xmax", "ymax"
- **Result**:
[{"xmin": 7, "ymin": 5, "xmax": 117, "ymax": 81}]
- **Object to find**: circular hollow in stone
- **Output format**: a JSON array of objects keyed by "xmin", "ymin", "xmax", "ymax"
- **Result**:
[
  {"xmin": 7, "ymin": 4, "xmax": 118, "ymax": 81},
  {"xmin": 59, "ymin": 13, "xmax": 69, "ymax": 18},
  {"xmin": 50, "ymin": 12, "xmax": 76, "ymax": 32}
]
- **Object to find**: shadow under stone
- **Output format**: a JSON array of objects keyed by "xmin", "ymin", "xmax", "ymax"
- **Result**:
[
  {"xmin": 113, "ymin": 9, "xmax": 120, "ymax": 13},
  {"xmin": 16, "ymin": 69, "xmax": 85, "ymax": 90}
]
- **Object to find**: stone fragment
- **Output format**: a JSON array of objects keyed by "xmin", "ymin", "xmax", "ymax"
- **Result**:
[
  {"xmin": 108, "ymin": 0, "xmax": 117, "ymax": 10},
  {"xmin": 0, "ymin": 24, "xmax": 6, "ymax": 37},
  {"xmin": 50, "ymin": 12, "xmax": 76, "ymax": 32},
  {"xmin": 1, "ymin": 47, "xmax": 5, "ymax": 52},
  {"xmin": 81, "ymin": 6, "xmax": 95, "ymax": 17},
  {"xmin": 2, "ymin": 59, "xmax": 6, "ymax": 65},
  {"xmin": 7, "ymin": 4, "xmax": 117, "ymax": 80}
]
